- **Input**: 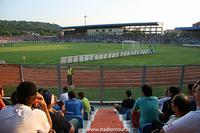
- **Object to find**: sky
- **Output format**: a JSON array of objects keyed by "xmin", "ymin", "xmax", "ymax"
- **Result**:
[{"xmin": 0, "ymin": 0, "xmax": 199, "ymax": 30}]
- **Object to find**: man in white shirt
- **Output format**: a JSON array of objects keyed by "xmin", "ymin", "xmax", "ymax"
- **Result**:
[
  {"xmin": 60, "ymin": 87, "xmax": 69, "ymax": 103},
  {"xmin": 0, "ymin": 81, "xmax": 52, "ymax": 133},
  {"xmin": 160, "ymin": 80, "xmax": 200, "ymax": 133},
  {"xmin": 0, "ymin": 104, "xmax": 50, "ymax": 133}
]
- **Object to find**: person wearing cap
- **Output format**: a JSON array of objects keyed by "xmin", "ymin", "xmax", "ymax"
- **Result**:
[
  {"xmin": 0, "ymin": 81, "xmax": 52, "ymax": 133},
  {"xmin": 114, "ymin": 90, "xmax": 135, "ymax": 114},
  {"xmin": 42, "ymin": 90, "xmax": 77, "ymax": 133},
  {"xmin": 0, "ymin": 85, "xmax": 6, "ymax": 110}
]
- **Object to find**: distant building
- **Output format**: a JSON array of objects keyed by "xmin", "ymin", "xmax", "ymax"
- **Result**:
[
  {"xmin": 193, "ymin": 22, "xmax": 200, "ymax": 27},
  {"xmin": 62, "ymin": 22, "xmax": 163, "ymax": 36},
  {"xmin": 175, "ymin": 22, "xmax": 200, "ymax": 31}
]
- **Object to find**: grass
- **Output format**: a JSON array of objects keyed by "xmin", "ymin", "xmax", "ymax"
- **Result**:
[
  {"xmin": 82, "ymin": 44, "xmax": 200, "ymax": 65},
  {"xmin": 0, "ymin": 42, "xmax": 132, "ymax": 64},
  {"xmin": 1, "ymin": 42, "xmax": 198, "ymax": 100},
  {"xmin": 0, "ymin": 42, "xmax": 199, "ymax": 65}
]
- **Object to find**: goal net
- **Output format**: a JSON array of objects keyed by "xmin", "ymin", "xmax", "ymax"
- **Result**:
[{"xmin": 121, "ymin": 40, "xmax": 140, "ymax": 50}]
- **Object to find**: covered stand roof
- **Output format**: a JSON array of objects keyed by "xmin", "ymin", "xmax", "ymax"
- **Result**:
[
  {"xmin": 62, "ymin": 22, "xmax": 161, "ymax": 30},
  {"xmin": 175, "ymin": 26, "xmax": 200, "ymax": 31}
]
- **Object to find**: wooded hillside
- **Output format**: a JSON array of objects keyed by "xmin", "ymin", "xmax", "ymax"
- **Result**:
[{"xmin": 0, "ymin": 20, "xmax": 61, "ymax": 36}]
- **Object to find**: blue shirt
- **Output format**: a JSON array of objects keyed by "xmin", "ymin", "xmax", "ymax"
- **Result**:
[
  {"xmin": 134, "ymin": 96, "xmax": 159, "ymax": 128},
  {"xmin": 65, "ymin": 98, "xmax": 83, "ymax": 116}
]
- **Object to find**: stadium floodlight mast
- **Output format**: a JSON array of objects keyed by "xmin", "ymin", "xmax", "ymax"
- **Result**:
[{"xmin": 84, "ymin": 15, "xmax": 87, "ymax": 26}]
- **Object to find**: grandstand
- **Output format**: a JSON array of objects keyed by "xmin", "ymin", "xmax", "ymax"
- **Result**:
[
  {"xmin": 175, "ymin": 21, "xmax": 200, "ymax": 31},
  {"xmin": 175, "ymin": 21, "xmax": 200, "ymax": 42},
  {"xmin": 62, "ymin": 22, "xmax": 163, "ymax": 36}
]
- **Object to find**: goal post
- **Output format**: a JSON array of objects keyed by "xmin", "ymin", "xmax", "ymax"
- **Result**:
[{"xmin": 121, "ymin": 40, "xmax": 140, "ymax": 50}]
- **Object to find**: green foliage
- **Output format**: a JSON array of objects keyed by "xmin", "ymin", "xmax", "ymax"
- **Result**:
[{"xmin": 0, "ymin": 20, "xmax": 61, "ymax": 36}]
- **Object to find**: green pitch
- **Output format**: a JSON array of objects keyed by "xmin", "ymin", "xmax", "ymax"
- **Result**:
[{"xmin": 0, "ymin": 42, "xmax": 200, "ymax": 65}]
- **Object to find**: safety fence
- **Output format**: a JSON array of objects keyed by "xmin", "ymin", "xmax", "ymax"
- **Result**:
[
  {"xmin": 60, "ymin": 49, "xmax": 155, "ymax": 64},
  {"xmin": 1, "ymin": 64, "xmax": 200, "ymax": 101}
]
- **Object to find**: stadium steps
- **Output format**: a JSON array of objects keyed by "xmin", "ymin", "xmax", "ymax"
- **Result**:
[{"xmin": 85, "ymin": 108, "xmax": 129, "ymax": 133}]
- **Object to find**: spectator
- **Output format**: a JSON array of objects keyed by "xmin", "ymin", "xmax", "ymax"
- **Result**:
[
  {"xmin": 38, "ymin": 88, "xmax": 45, "ymax": 95},
  {"xmin": 165, "ymin": 94, "xmax": 189, "ymax": 125},
  {"xmin": 153, "ymin": 94, "xmax": 190, "ymax": 133},
  {"xmin": 0, "ymin": 85, "xmax": 6, "ymax": 110},
  {"xmin": 160, "ymin": 80, "xmax": 200, "ymax": 133},
  {"xmin": 188, "ymin": 84, "xmax": 194, "ymax": 98},
  {"xmin": 161, "ymin": 86, "xmax": 180, "ymax": 122},
  {"xmin": 53, "ymin": 100, "xmax": 65, "ymax": 112},
  {"xmin": 60, "ymin": 86, "xmax": 69, "ymax": 103},
  {"xmin": 10, "ymin": 91, "xmax": 18, "ymax": 105},
  {"xmin": 65, "ymin": 91, "xmax": 83, "ymax": 117},
  {"xmin": 0, "ymin": 81, "xmax": 52, "ymax": 133},
  {"xmin": 132, "ymin": 84, "xmax": 159, "ymax": 129},
  {"xmin": 42, "ymin": 90, "xmax": 77, "ymax": 133},
  {"xmin": 114, "ymin": 90, "xmax": 135, "ymax": 114},
  {"xmin": 158, "ymin": 88, "xmax": 170, "ymax": 111},
  {"xmin": 78, "ymin": 92, "xmax": 91, "ymax": 119},
  {"xmin": 67, "ymin": 65, "xmax": 73, "ymax": 88},
  {"xmin": 188, "ymin": 83, "xmax": 196, "ymax": 111}
]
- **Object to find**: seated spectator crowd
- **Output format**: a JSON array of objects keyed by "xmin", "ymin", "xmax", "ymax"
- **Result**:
[
  {"xmin": 0, "ymin": 82, "xmax": 92, "ymax": 133},
  {"xmin": 0, "ymin": 80, "xmax": 200, "ymax": 133},
  {"xmin": 114, "ymin": 81, "xmax": 200, "ymax": 133}
]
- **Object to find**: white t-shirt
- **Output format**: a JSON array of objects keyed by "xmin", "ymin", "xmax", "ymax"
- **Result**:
[
  {"xmin": 0, "ymin": 104, "xmax": 50, "ymax": 133},
  {"xmin": 158, "ymin": 96, "xmax": 170, "ymax": 110},
  {"xmin": 165, "ymin": 115, "xmax": 179, "ymax": 125},
  {"xmin": 60, "ymin": 92, "xmax": 68, "ymax": 103},
  {"xmin": 163, "ymin": 109, "xmax": 200, "ymax": 133}
]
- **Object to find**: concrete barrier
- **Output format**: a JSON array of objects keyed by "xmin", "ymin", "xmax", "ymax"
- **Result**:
[
  {"xmin": 79, "ymin": 55, "xmax": 84, "ymax": 62},
  {"xmin": 94, "ymin": 55, "xmax": 99, "ymax": 60},
  {"xmin": 84, "ymin": 55, "xmax": 89, "ymax": 61},
  {"xmin": 60, "ymin": 49, "xmax": 155, "ymax": 64},
  {"xmin": 103, "ymin": 53, "xmax": 108, "ymax": 59}
]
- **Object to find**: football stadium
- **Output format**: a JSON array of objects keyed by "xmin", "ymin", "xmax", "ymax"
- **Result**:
[
  {"xmin": 0, "ymin": 1, "xmax": 200, "ymax": 133},
  {"xmin": 1, "ymin": 20, "xmax": 200, "ymax": 133}
]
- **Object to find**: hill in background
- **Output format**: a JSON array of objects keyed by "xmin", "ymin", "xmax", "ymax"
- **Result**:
[{"xmin": 0, "ymin": 20, "xmax": 61, "ymax": 36}]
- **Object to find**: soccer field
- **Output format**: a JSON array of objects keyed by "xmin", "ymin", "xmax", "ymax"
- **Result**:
[
  {"xmin": 0, "ymin": 42, "xmax": 200, "ymax": 65},
  {"xmin": 1, "ymin": 42, "xmax": 200, "ymax": 101}
]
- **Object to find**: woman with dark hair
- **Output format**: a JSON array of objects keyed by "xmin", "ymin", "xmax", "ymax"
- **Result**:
[{"xmin": 0, "ymin": 81, "xmax": 52, "ymax": 133}]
